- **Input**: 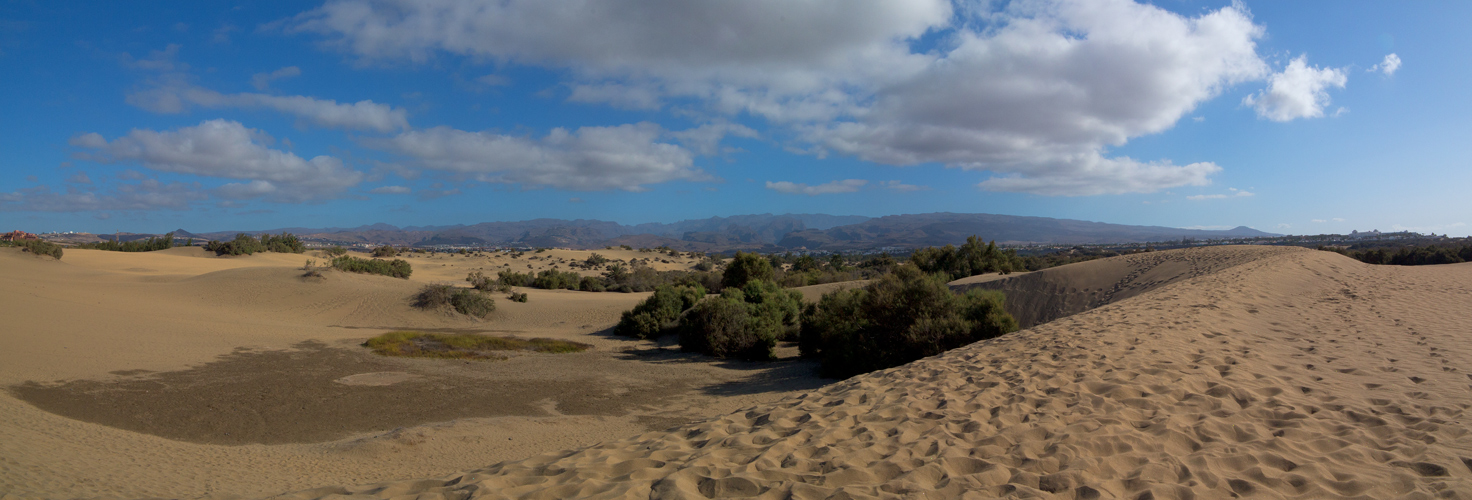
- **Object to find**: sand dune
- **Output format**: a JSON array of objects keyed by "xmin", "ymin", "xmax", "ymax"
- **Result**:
[
  {"xmin": 260, "ymin": 246, "xmax": 1472, "ymax": 499},
  {"xmin": 0, "ymin": 248, "xmax": 821, "ymax": 498}
]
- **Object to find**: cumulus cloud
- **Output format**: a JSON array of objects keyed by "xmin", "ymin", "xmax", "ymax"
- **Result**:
[
  {"xmin": 765, "ymin": 179, "xmax": 867, "ymax": 195},
  {"xmin": 369, "ymin": 185, "xmax": 411, "ymax": 194},
  {"xmin": 1369, "ymin": 53, "xmax": 1401, "ymax": 76},
  {"xmin": 128, "ymin": 80, "xmax": 409, "ymax": 132},
  {"xmin": 1243, "ymin": 55, "xmax": 1347, "ymax": 122},
  {"xmin": 251, "ymin": 66, "xmax": 302, "ymax": 90},
  {"xmin": 71, "ymin": 119, "xmax": 363, "ymax": 202},
  {"xmin": 670, "ymin": 120, "xmax": 759, "ymax": 156},
  {"xmin": 291, "ymin": 0, "xmax": 1284, "ymax": 195},
  {"xmin": 373, "ymin": 122, "xmax": 706, "ymax": 191}
]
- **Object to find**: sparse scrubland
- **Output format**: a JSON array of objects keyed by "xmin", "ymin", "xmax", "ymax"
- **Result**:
[
  {"xmin": 800, "ymin": 265, "xmax": 1017, "ymax": 378},
  {"xmin": 609, "ymin": 243, "xmax": 1020, "ymax": 373},
  {"xmin": 1, "ymin": 239, "xmax": 64, "ymax": 259},
  {"xmin": 414, "ymin": 284, "xmax": 494, "ymax": 318},
  {"xmin": 331, "ymin": 255, "xmax": 412, "ymax": 278},
  {"xmin": 204, "ymin": 233, "xmax": 305, "ymax": 256},
  {"xmin": 363, "ymin": 331, "xmax": 589, "ymax": 359},
  {"xmin": 78, "ymin": 233, "xmax": 187, "ymax": 252},
  {"xmin": 1323, "ymin": 240, "xmax": 1472, "ymax": 266}
]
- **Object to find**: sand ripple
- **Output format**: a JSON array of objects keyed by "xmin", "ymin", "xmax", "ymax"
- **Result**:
[{"xmin": 272, "ymin": 247, "xmax": 1472, "ymax": 499}]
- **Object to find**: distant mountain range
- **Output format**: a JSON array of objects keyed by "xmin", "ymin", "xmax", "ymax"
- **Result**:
[{"xmin": 151, "ymin": 213, "xmax": 1277, "ymax": 252}]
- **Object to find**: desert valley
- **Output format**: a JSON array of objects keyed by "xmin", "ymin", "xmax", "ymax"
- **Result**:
[{"xmin": 3, "ymin": 237, "xmax": 1470, "ymax": 498}]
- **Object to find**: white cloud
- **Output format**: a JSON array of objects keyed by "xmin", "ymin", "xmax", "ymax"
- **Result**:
[
  {"xmin": 374, "ymin": 123, "xmax": 706, "ymax": 191},
  {"xmin": 128, "ymin": 80, "xmax": 409, "ymax": 132},
  {"xmin": 1311, "ymin": 219, "xmax": 1327, "ymax": 223},
  {"xmin": 670, "ymin": 120, "xmax": 759, "ymax": 156},
  {"xmin": 71, "ymin": 119, "xmax": 363, "ymax": 202},
  {"xmin": 251, "ymin": 66, "xmax": 302, "ymax": 91},
  {"xmin": 369, "ymin": 185, "xmax": 411, "ymax": 194},
  {"xmin": 765, "ymin": 179, "xmax": 867, "ymax": 195},
  {"xmin": 1332, "ymin": 217, "xmax": 1346, "ymax": 222},
  {"xmin": 293, "ymin": 0, "xmax": 1283, "ymax": 196},
  {"xmin": 1186, "ymin": 189, "xmax": 1253, "ymax": 201},
  {"xmin": 1243, "ymin": 55, "xmax": 1347, "ymax": 121},
  {"xmin": 985, "ymin": 155, "xmax": 1220, "ymax": 196},
  {"xmin": 879, "ymin": 180, "xmax": 927, "ymax": 192},
  {"xmin": 1276, "ymin": 223, "xmax": 1291, "ymax": 229},
  {"xmin": 0, "ymin": 180, "xmax": 206, "ymax": 212},
  {"xmin": 1368, "ymin": 53, "xmax": 1401, "ymax": 76}
]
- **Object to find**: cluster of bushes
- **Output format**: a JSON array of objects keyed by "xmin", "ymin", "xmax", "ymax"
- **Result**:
[
  {"xmin": 3, "ymin": 239, "xmax": 63, "ymax": 259},
  {"xmin": 1327, "ymin": 242, "xmax": 1472, "ymax": 266},
  {"xmin": 614, "ymin": 284, "xmax": 707, "ymax": 339},
  {"xmin": 330, "ymin": 255, "xmax": 412, "ymax": 278},
  {"xmin": 484, "ymin": 264, "xmax": 723, "ymax": 294},
  {"xmin": 79, "ymin": 233, "xmax": 186, "ymax": 252},
  {"xmin": 414, "ymin": 285, "xmax": 495, "ymax": 318},
  {"xmin": 679, "ymin": 280, "xmax": 803, "ymax": 361},
  {"xmin": 800, "ymin": 265, "xmax": 1018, "ymax": 378},
  {"xmin": 204, "ymin": 233, "xmax": 304, "ymax": 256},
  {"xmin": 324, "ymin": 246, "xmax": 348, "ymax": 257},
  {"xmin": 909, "ymin": 236, "xmax": 1020, "ymax": 280},
  {"xmin": 371, "ymin": 245, "xmax": 400, "ymax": 258}
]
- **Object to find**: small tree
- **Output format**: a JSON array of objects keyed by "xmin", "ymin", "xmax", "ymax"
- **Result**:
[{"xmin": 721, "ymin": 251, "xmax": 775, "ymax": 289}]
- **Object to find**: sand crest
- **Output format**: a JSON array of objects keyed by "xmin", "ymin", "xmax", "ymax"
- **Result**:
[{"xmin": 263, "ymin": 246, "xmax": 1472, "ymax": 499}]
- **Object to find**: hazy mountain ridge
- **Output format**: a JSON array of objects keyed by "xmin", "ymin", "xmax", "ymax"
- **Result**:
[{"xmin": 163, "ymin": 213, "xmax": 1276, "ymax": 251}]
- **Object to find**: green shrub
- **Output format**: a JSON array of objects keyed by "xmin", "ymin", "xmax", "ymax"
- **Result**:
[
  {"xmin": 331, "ymin": 255, "xmax": 412, "ymax": 278},
  {"xmin": 80, "ymin": 233, "xmax": 175, "ymax": 252},
  {"xmin": 466, "ymin": 270, "xmax": 496, "ymax": 291},
  {"xmin": 909, "ymin": 235, "xmax": 1018, "ymax": 280},
  {"xmin": 325, "ymin": 246, "xmax": 348, "ymax": 257},
  {"xmin": 532, "ymin": 269, "xmax": 581, "ymax": 290},
  {"xmin": 205, "ymin": 233, "xmax": 265, "ymax": 256},
  {"xmin": 579, "ymin": 276, "xmax": 607, "ymax": 292},
  {"xmin": 722, "ymin": 252, "xmax": 775, "ymax": 289},
  {"xmin": 414, "ymin": 284, "xmax": 495, "ymax": 318},
  {"xmin": 497, "ymin": 269, "xmax": 533, "ymax": 287},
  {"xmin": 801, "ymin": 265, "xmax": 1017, "ymax": 378},
  {"xmin": 508, "ymin": 291, "xmax": 529, "ymax": 303},
  {"xmin": 677, "ymin": 280, "xmax": 800, "ymax": 361},
  {"xmin": 585, "ymin": 253, "xmax": 608, "ymax": 266},
  {"xmin": 4, "ymin": 239, "xmax": 63, "ymax": 259},
  {"xmin": 260, "ymin": 233, "xmax": 305, "ymax": 253},
  {"xmin": 371, "ymin": 245, "xmax": 399, "ymax": 258},
  {"xmin": 614, "ymin": 284, "xmax": 706, "ymax": 339}
]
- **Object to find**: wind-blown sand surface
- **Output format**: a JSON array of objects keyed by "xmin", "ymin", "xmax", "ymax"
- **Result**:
[
  {"xmin": 0, "ymin": 247, "xmax": 820, "ymax": 498},
  {"xmin": 259, "ymin": 246, "xmax": 1471, "ymax": 499},
  {"xmin": 4, "ymin": 245, "xmax": 1471, "ymax": 498}
]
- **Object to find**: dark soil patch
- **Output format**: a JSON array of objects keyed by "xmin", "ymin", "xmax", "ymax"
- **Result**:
[{"xmin": 9, "ymin": 341, "xmax": 690, "ymax": 445}]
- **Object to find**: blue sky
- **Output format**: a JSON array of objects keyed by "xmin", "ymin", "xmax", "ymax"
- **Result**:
[{"xmin": 2, "ymin": 0, "xmax": 1468, "ymax": 236}]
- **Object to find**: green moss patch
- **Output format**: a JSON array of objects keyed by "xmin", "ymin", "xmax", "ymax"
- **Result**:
[{"xmin": 363, "ymin": 331, "xmax": 591, "ymax": 359}]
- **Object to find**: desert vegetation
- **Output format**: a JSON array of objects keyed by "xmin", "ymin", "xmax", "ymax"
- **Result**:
[
  {"xmin": 363, "ymin": 331, "xmax": 589, "ymax": 359},
  {"xmin": 1323, "ymin": 241, "xmax": 1472, "ymax": 266},
  {"xmin": 78, "ymin": 233, "xmax": 186, "ymax": 252},
  {"xmin": 204, "ymin": 233, "xmax": 305, "ymax": 256},
  {"xmin": 330, "ymin": 255, "xmax": 412, "ymax": 278},
  {"xmin": 678, "ymin": 280, "xmax": 803, "ymax": 361},
  {"xmin": 2, "ymin": 239, "xmax": 63, "ymax": 259},
  {"xmin": 414, "ymin": 284, "xmax": 494, "ymax": 318},
  {"xmin": 800, "ymin": 265, "xmax": 1017, "ymax": 378},
  {"xmin": 613, "ymin": 284, "xmax": 707, "ymax": 339}
]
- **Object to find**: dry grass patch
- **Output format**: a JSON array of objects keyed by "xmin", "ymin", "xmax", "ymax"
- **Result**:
[{"xmin": 363, "ymin": 331, "xmax": 591, "ymax": 360}]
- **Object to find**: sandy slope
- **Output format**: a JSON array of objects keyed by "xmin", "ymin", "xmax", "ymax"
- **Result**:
[
  {"xmin": 0, "ymin": 248, "xmax": 818, "ymax": 499},
  {"xmin": 264, "ymin": 246, "xmax": 1472, "ymax": 499}
]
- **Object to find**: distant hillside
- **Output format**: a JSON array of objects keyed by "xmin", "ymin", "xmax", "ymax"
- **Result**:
[
  {"xmin": 776, "ymin": 213, "xmax": 1278, "ymax": 250},
  {"xmin": 166, "ymin": 212, "xmax": 1276, "ymax": 252}
]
